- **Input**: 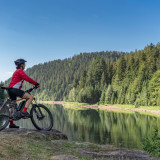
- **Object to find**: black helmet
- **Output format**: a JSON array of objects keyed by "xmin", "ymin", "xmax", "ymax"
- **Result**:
[{"xmin": 14, "ymin": 59, "xmax": 27, "ymax": 68}]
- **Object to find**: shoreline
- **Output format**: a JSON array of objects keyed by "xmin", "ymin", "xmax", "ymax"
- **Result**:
[{"xmin": 39, "ymin": 101, "xmax": 160, "ymax": 117}]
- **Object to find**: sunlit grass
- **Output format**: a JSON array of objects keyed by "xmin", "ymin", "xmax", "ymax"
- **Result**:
[
  {"xmin": 40, "ymin": 101, "xmax": 160, "ymax": 117},
  {"xmin": 64, "ymin": 102, "xmax": 90, "ymax": 106},
  {"xmin": 65, "ymin": 102, "xmax": 160, "ymax": 110},
  {"xmin": 111, "ymin": 104, "xmax": 160, "ymax": 110}
]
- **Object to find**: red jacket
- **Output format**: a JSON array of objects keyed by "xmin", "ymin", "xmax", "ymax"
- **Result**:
[{"xmin": 9, "ymin": 69, "xmax": 37, "ymax": 89}]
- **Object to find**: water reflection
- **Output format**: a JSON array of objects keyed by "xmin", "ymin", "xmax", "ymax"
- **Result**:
[{"xmin": 15, "ymin": 104, "xmax": 160, "ymax": 149}]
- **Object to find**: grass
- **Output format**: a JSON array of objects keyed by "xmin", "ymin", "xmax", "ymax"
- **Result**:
[
  {"xmin": 140, "ymin": 106, "xmax": 160, "ymax": 110},
  {"xmin": 0, "ymin": 132, "xmax": 138, "ymax": 160},
  {"xmin": 64, "ymin": 101, "xmax": 90, "ymax": 106},
  {"xmin": 63, "ymin": 105, "xmax": 89, "ymax": 110},
  {"xmin": 65, "ymin": 102, "xmax": 160, "ymax": 110},
  {"xmin": 100, "ymin": 104, "xmax": 160, "ymax": 110},
  {"xmin": 109, "ymin": 104, "xmax": 135, "ymax": 108},
  {"xmin": 0, "ymin": 133, "xmax": 53, "ymax": 160},
  {"xmin": 0, "ymin": 133, "xmax": 106, "ymax": 160},
  {"xmin": 62, "ymin": 102, "xmax": 160, "ymax": 117},
  {"xmin": 100, "ymin": 108, "xmax": 160, "ymax": 117}
]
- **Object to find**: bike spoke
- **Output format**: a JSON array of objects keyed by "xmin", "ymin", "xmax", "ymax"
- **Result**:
[
  {"xmin": 0, "ymin": 106, "xmax": 10, "ymax": 130},
  {"xmin": 33, "ymin": 108, "xmax": 50, "ymax": 128},
  {"xmin": 31, "ymin": 104, "xmax": 53, "ymax": 131}
]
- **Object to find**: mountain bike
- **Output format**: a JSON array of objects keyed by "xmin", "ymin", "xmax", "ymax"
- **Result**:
[{"xmin": 0, "ymin": 86, "xmax": 53, "ymax": 131}]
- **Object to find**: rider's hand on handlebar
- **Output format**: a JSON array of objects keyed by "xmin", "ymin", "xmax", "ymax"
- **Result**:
[{"xmin": 35, "ymin": 83, "xmax": 40, "ymax": 88}]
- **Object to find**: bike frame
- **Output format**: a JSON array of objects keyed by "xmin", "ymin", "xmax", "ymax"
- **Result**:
[
  {"xmin": 0, "ymin": 86, "xmax": 53, "ymax": 131},
  {"xmin": 0, "ymin": 86, "xmax": 39, "ymax": 115}
]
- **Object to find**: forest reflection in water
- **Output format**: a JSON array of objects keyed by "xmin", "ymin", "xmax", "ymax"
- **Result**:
[{"xmin": 15, "ymin": 104, "xmax": 160, "ymax": 149}]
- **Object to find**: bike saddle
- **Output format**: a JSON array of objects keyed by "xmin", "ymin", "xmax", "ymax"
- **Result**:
[
  {"xmin": 1, "ymin": 86, "xmax": 10, "ymax": 90},
  {"xmin": 1, "ymin": 87, "xmax": 12, "ymax": 100}
]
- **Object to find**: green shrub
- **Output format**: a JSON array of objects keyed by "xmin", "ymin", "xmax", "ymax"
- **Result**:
[{"xmin": 142, "ymin": 129, "xmax": 160, "ymax": 158}]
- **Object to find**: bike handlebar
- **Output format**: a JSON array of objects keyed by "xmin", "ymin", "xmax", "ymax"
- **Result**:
[{"xmin": 25, "ymin": 85, "xmax": 39, "ymax": 93}]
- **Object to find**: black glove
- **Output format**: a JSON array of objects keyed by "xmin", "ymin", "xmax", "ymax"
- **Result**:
[{"xmin": 35, "ymin": 83, "xmax": 40, "ymax": 88}]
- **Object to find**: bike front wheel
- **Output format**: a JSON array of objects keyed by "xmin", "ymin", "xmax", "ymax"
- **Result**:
[
  {"xmin": 30, "ymin": 104, "xmax": 53, "ymax": 131},
  {"xmin": 0, "ymin": 104, "xmax": 10, "ymax": 131}
]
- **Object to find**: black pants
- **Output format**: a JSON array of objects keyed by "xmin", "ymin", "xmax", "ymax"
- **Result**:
[{"xmin": 8, "ymin": 88, "xmax": 25, "ymax": 101}]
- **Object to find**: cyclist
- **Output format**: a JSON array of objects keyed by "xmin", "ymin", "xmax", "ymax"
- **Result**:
[{"xmin": 8, "ymin": 59, "xmax": 39, "ymax": 128}]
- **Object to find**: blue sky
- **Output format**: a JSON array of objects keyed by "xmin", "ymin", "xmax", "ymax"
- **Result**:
[{"xmin": 0, "ymin": 0, "xmax": 160, "ymax": 81}]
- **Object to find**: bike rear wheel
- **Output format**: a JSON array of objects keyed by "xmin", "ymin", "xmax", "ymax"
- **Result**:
[
  {"xmin": 30, "ymin": 104, "xmax": 53, "ymax": 131},
  {"xmin": 0, "ymin": 105, "xmax": 10, "ymax": 131}
]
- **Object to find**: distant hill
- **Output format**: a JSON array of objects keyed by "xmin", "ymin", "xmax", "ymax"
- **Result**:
[
  {"xmin": 67, "ymin": 43, "xmax": 160, "ymax": 106},
  {"xmin": 5, "ymin": 43, "xmax": 160, "ymax": 106},
  {"xmin": 4, "ymin": 51, "xmax": 124, "ymax": 101}
]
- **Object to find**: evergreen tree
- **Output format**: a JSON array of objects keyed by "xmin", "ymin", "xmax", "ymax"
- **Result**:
[
  {"xmin": 110, "ymin": 92, "xmax": 115, "ymax": 104},
  {"xmin": 68, "ymin": 88, "xmax": 77, "ymax": 102},
  {"xmin": 0, "ymin": 82, "xmax": 5, "ymax": 102},
  {"xmin": 148, "ymin": 70, "xmax": 160, "ymax": 105},
  {"xmin": 140, "ymin": 82, "xmax": 148, "ymax": 106},
  {"xmin": 117, "ymin": 56, "xmax": 126, "ymax": 81},
  {"xmin": 87, "ymin": 57, "xmax": 106, "ymax": 87},
  {"xmin": 100, "ymin": 72, "xmax": 106, "ymax": 90},
  {"xmin": 105, "ymin": 84, "xmax": 113, "ymax": 104},
  {"xmin": 100, "ymin": 85, "xmax": 107, "ymax": 104}
]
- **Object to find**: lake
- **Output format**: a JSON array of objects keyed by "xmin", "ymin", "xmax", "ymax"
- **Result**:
[{"xmin": 15, "ymin": 104, "xmax": 160, "ymax": 149}]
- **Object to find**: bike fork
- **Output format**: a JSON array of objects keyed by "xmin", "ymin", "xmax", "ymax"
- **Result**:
[{"xmin": 33, "ymin": 100, "xmax": 44, "ymax": 119}]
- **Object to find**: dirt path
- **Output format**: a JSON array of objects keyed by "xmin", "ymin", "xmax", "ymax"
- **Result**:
[{"xmin": 39, "ymin": 101, "xmax": 160, "ymax": 116}]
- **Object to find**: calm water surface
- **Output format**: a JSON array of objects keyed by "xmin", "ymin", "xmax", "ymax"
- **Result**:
[{"xmin": 15, "ymin": 104, "xmax": 160, "ymax": 149}]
